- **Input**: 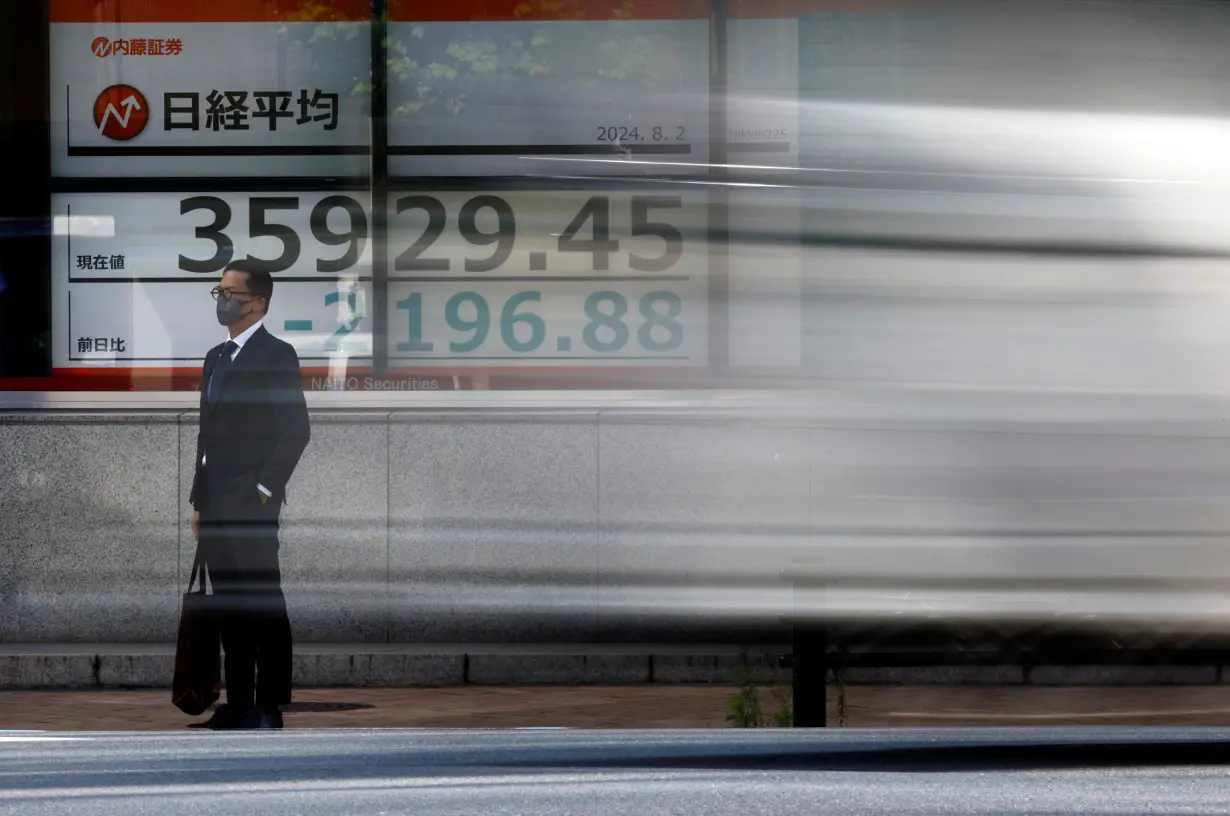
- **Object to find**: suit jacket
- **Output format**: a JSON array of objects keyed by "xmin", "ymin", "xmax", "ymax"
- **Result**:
[{"xmin": 189, "ymin": 325, "xmax": 310, "ymax": 517}]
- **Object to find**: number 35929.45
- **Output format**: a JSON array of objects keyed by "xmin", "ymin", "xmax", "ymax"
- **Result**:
[{"xmin": 177, "ymin": 194, "xmax": 688, "ymax": 276}]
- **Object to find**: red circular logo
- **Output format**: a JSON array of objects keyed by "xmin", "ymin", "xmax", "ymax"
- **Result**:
[
  {"xmin": 91, "ymin": 37, "xmax": 112, "ymax": 57},
  {"xmin": 93, "ymin": 85, "xmax": 149, "ymax": 141}
]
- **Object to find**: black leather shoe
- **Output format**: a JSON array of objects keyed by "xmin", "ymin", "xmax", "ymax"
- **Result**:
[
  {"xmin": 189, "ymin": 704, "xmax": 248, "ymax": 730},
  {"xmin": 242, "ymin": 706, "xmax": 284, "ymax": 730}
]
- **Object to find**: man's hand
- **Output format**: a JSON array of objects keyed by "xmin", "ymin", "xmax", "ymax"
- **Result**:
[
  {"xmin": 258, "ymin": 491, "xmax": 269, "ymax": 506},
  {"xmin": 191, "ymin": 510, "xmax": 200, "ymax": 542}
]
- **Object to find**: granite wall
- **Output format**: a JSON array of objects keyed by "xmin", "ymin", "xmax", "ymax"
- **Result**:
[{"xmin": 6, "ymin": 393, "xmax": 1230, "ymax": 643}]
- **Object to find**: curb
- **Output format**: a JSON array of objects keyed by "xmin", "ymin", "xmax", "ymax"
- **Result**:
[
  {"xmin": 1, "ymin": 646, "xmax": 1226, "ymax": 690},
  {"xmin": 0, "ymin": 646, "xmax": 784, "ymax": 690}
]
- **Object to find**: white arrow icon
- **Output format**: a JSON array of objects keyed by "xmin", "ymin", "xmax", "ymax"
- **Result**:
[{"xmin": 98, "ymin": 93, "xmax": 142, "ymax": 134}]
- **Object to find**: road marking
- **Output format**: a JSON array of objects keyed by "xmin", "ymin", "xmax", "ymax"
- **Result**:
[{"xmin": 0, "ymin": 737, "xmax": 91, "ymax": 743}]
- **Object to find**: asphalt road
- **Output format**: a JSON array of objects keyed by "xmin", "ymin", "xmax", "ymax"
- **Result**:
[{"xmin": 1, "ymin": 728, "xmax": 1229, "ymax": 815}]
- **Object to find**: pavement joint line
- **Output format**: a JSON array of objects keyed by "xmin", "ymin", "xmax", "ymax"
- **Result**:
[{"xmin": 887, "ymin": 708, "xmax": 1230, "ymax": 720}]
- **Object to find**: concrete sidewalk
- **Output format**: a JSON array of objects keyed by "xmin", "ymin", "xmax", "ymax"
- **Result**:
[{"xmin": 4, "ymin": 685, "xmax": 1230, "ymax": 731}]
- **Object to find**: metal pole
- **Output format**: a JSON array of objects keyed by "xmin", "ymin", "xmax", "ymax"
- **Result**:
[
  {"xmin": 707, "ymin": 0, "xmax": 728, "ymax": 374},
  {"xmin": 791, "ymin": 624, "xmax": 828, "ymax": 727},
  {"xmin": 369, "ymin": 0, "xmax": 390, "ymax": 376}
]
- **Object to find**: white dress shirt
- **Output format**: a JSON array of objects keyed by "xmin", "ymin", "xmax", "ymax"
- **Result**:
[{"xmin": 202, "ymin": 320, "xmax": 272, "ymax": 498}]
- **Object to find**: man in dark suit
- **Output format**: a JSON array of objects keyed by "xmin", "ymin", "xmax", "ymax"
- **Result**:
[{"xmin": 188, "ymin": 260, "xmax": 310, "ymax": 730}]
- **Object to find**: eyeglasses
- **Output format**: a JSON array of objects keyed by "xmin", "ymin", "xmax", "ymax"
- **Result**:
[{"xmin": 210, "ymin": 286, "xmax": 257, "ymax": 302}]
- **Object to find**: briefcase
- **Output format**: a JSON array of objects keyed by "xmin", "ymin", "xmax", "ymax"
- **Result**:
[{"xmin": 172, "ymin": 552, "xmax": 221, "ymax": 716}]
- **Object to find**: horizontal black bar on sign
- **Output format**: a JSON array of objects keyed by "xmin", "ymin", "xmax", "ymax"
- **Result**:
[
  {"xmin": 389, "ymin": 143, "xmax": 693, "ymax": 156},
  {"xmin": 387, "ymin": 174, "xmax": 715, "ymax": 190},
  {"xmin": 698, "ymin": 226, "xmax": 1230, "ymax": 261},
  {"xmin": 727, "ymin": 141, "xmax": 792, "ymax": 153},
  {"xmin": 792, "ymin": 233, "xmax": 1230, "ymax": 260},
  {"xmin": 52, "ymin": 176, "xmax": 373, "ymax": 193},
  {"xmin": 67, "ymin": 145, "xmax": 371, "ymax": 157}
]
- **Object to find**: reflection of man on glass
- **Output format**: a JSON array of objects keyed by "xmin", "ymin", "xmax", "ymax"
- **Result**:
[
  {"xmin": 327, "ymin": 277, "xmax": 363, "ymax": 384},
  {"xmin": 188, "ymin": 261, "xmax": 310, "ymax": 730}
]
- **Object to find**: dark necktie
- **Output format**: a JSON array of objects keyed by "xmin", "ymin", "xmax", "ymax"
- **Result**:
[{"xmin": 207, "ymin": 341, "xmax": 238, "ymax": 406}]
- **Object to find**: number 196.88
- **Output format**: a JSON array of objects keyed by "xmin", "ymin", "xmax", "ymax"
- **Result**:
[{"xmin": 396, "ymin": 290, "xmax": 684, "ymax": 355}]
